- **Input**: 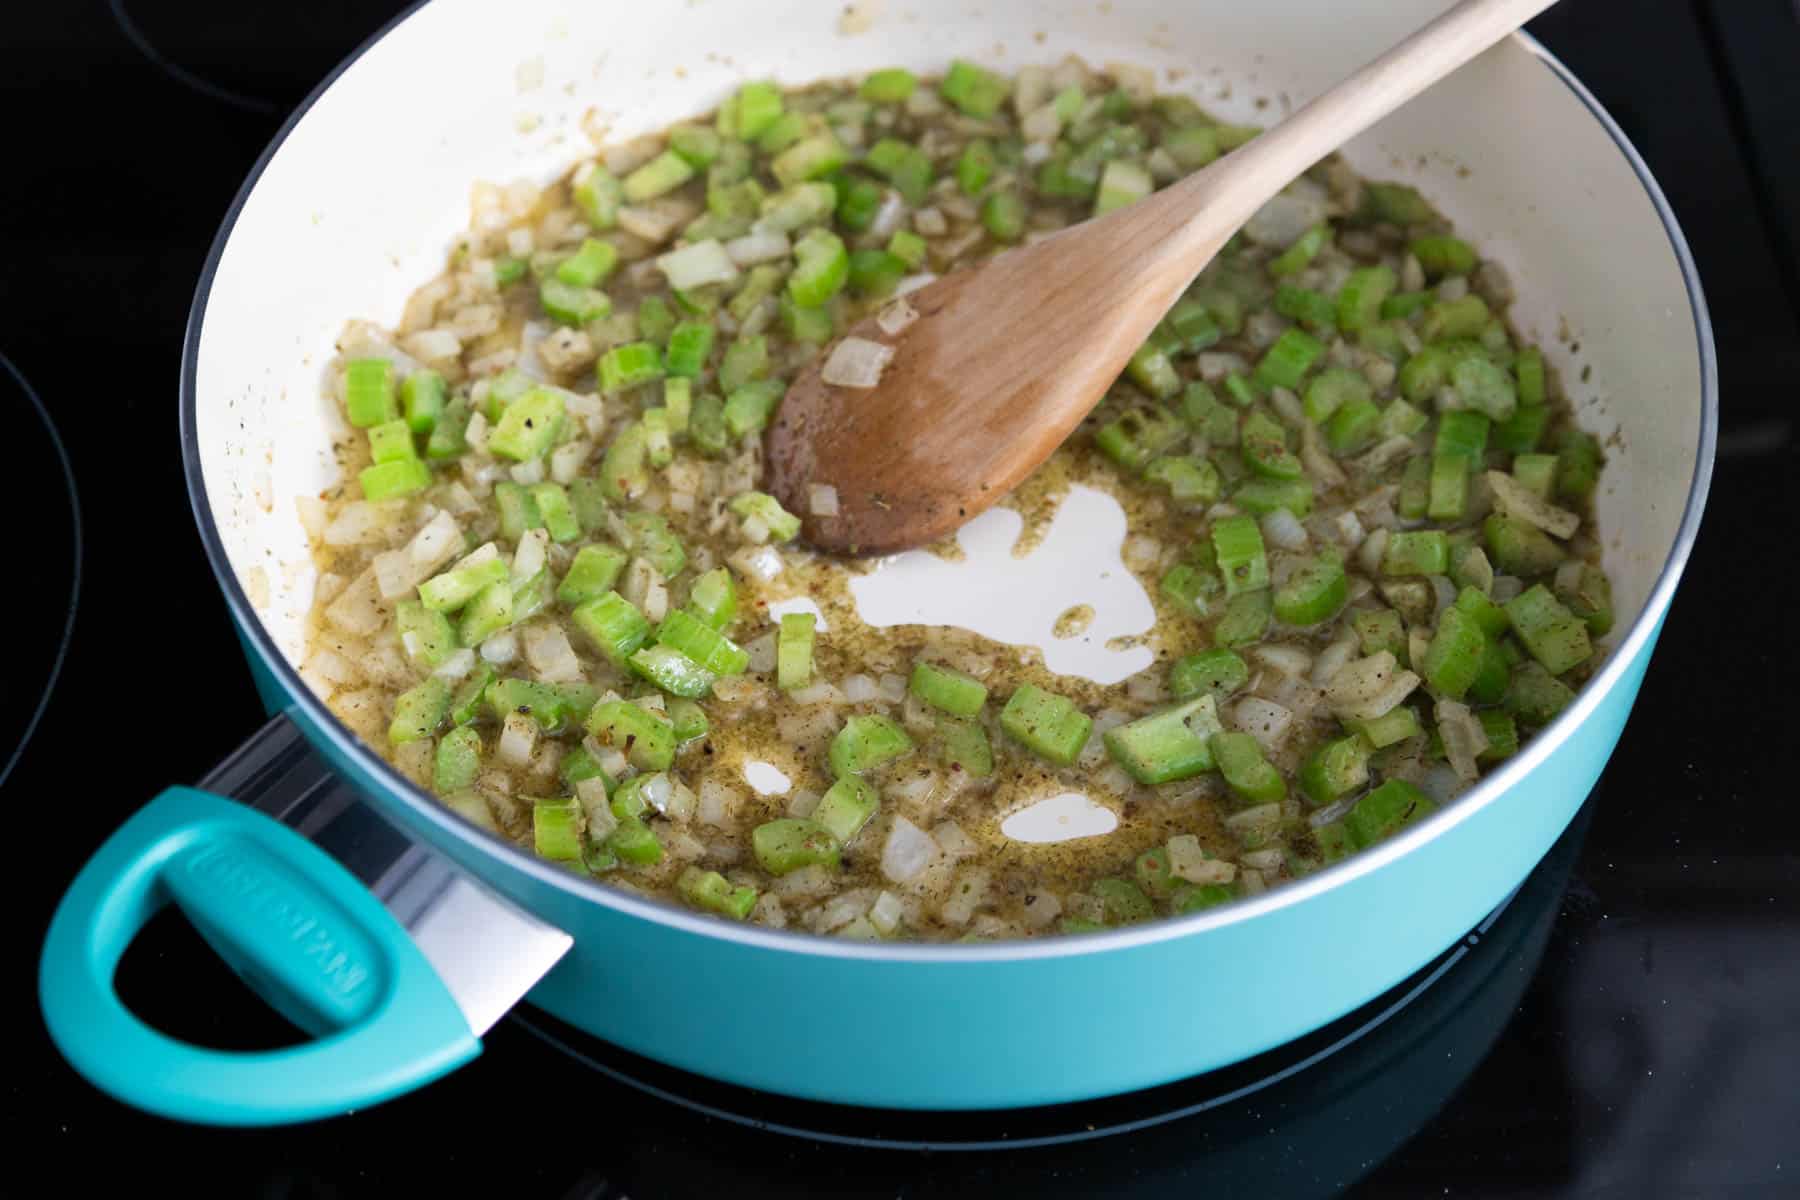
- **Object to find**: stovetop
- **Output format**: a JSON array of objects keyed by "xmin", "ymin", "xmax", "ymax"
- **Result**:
[{"xmin": 12, "ymin": 1, "xmax": 1798, "ymax": 1194}]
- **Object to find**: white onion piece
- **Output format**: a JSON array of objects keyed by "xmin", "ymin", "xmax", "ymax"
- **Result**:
[
  {"xmin": 1491, "ymin": 574, "xmax": 1525, "ymax": 603},
  {"xmin": 881, "ymin": 816, "xmax": 940, "ymax": 883},
  {"xmin": 875, "ymin": 297, "xmax": 919, "ymax": 336},
  {"xmin": 1326, "ymin": 652, "xmax": 1421, "ymax": 720},
  {"xmin": 1436, "ymin": 699, "xmax": 1490, "ymax": 782},
  {"xmin": 744, "ymin": 633, "xmax": 777, "ymax": 674},
  {"xmin": 433, "ymin": 648, "xmax": 477, "ymax": 680},
  {"xmin": 1302, "ymin": 425, "xmax": 1349, "ymax": 489},
  {"xmin": 1486, "ymin": 471, "xmax": 1581, "ymax": 538},
  {"xmin": 1431, "ymin": 574, "xmax": 1459, "ymax": 618},
  {"xmin": 787, "ymin": 681, "xmax": 842, "ymax": 706},
  {"xmin": 895, "ymin": 272, "xmax": 937, "ymax": 297},
  {"xmin": 867, "ymin": 189, "xmax": 908, "ymax": 239},
  {"xmin": 698, "ymin": 780, "xmax": 739, "ymax": 828},
  {"xmin": 808, "ymin": 483, "xmax": 840, "ymax": 516},
  {"xmin": 497, "ymin": 711, "xmax": 537, "ymax": 766},
  {"xmin": 1311, "ymin": 634, "xmax": 1359, "ymax": 687},
  {"xmin": 1242, "ymin": 180, "xmax": 1328, "ymax": 246},
  {"xmin": 1261, "ymin": 508, "xmax": 1310, "ymax": 552},
  {"xmin": 1332, "ymin": 509, "xmax": 1367, "ymax": 547},
  {"xmin": 1231, "ymin": 696, "xmax": 1295, "ymax": 753},
  {"xmin": 657, "ymin": 239, "xmax": 740, "ymax": 290},
  {"xmin": 1196, "ymin": 351, "xmax": 1249, "ymax": 382},
  {"xmin": 523, "ymin": 624, "xmax": 584, "ymax": 683},
  {"xmin": 821, "ymin": 337, "xmax": 895, "ymax": 389},
  {"xmin": 723, "ymin": 230, "xmax": 789, "ymax": 266},
  {"xmin": 869, "ymin": 891, "xmax": 905, "ymax": 935},
  {"xmin": 912, "ymin": 207, "xmax": 947, "ymax": 236},
  {"xmin": 842, "ymin": 674, "xmax": 879, "ymax": 703},
  {"xmin": 1357, "ymin": 527, "xmax": 1391, "ymax": 577},
  {"xmin": 511, "ymin": 528, "xmax": 549, "ymax": 586},
  {"xmin": 877, "ymin": 673, "xmax": 909, "ymax": 703},
  {"xmin": 479, "ymin": 630, "xmax": 519, "ymax": 665},
  {"xmin": 1254, "ymin": 644, "xmax": 1314, "ymax": 679},
  {"xmin": 1021, "ymin": 140, "xmax": 1053, "ymax": 166}
]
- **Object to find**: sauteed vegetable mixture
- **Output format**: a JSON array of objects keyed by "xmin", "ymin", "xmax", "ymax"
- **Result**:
[{"xmin": 300, "ymin": 58, "xmax": 1610, "ymax": 941}]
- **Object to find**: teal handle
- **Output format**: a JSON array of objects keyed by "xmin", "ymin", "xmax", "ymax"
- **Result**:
[{"xmin": 39, "ymin": 787, "xmax": 480, "ymax": 1125}]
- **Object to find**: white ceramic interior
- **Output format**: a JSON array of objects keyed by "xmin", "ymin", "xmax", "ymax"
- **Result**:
[{"xmin": 192, "ymin": 0, "xmax": 1706, "ymax": 749}]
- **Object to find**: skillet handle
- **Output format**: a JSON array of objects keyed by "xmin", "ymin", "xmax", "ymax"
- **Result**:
[{"xmin": 39, "ymin": 764, "xmax": 482, "ymax": 1125}]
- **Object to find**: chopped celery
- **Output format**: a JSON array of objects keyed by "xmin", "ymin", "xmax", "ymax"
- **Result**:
[
  {"xmin": 1104, "ymin": 694, "xmax": 1222, "ymax": 784},
  {"xmin": 1169, "ymin": 648, "xmax": 1248, "ymax": 701},
  {"xmin": 585, "ymin": 699, "xmax": 676, "ymax": 771},
  {"xmin": 753, "ymin": 818, "xmax": 841, "ymax": 875},
  {"xmin": 571, "ymin": 591, "xmax": 650, "ymax": 666},
  {"xmin": 777, "ymin": 611, "xmax": 816, "ymax": 690},
  {"xmin": 909, "ymin": 661, "xmax": 988, "ymax": 717},
  {"xmin": 829, "ymin": 714, "xmax": 913, "ymax": 776},
  {"xmin": 811, "ymin": 776, "xmax": 880, "ymax": 844},
  {"xmin": 999, "ymin": 684, "xmax": 1091, "ymax": 766}
]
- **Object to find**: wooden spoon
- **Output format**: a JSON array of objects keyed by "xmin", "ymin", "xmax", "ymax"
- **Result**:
[{"xmin": 764, "ymin": 0, "xmax": 1556, "ymax": 555}]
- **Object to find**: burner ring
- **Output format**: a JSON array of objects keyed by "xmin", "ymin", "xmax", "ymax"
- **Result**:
[{"xmin": 0, "ymin": 352, "xmax": 82, "ymax": 789}]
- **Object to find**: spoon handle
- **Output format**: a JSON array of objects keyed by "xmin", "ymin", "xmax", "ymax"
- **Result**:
[{"xmin": 1162, "ymin": 0, "xmax": 1560, "ymax": 262}]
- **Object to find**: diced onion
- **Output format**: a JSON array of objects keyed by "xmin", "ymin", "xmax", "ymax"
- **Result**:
[
  {"xmin": 875, "ymin": 297, "xmax": 919, "ymax": 336},
  {"xmin": 1486, "ymin": 471, "xmax": 1581, "ymax": 539},
  {"xmin": 1311, "ymin": 634, "xmax": 1359, "ymax": 687},
  {"xmin": 657, "ymin": 239, "xmax": 741, "ymax": 290},
  {"xmin": 808, "ymin": 483, "xmax": 840, "ymax": 516},
  {"xmin": 497, "ymin": 711, "xmax": 537, "ymax": 767},
  {"xmin": 821, "ymin": 336, "xmax": 895, "ymax": 389},
  {"xmin": 480, "ymin": 630, "xmax": 519, "ymax": 665},
  {"xmin": 842, "ymin": 674, "xmax": 879, "ymax": 703},
  {"xmin": 1436, "ymin": 699, "xmax": 1489, "ymax": 782},
  {"xmin": 698, "ymin": 780, "xmax": 739, "ymax": 828},
  {"xmin": 895, "ymin": 272, "xmax": 937, "ymax": 296},
  {"xmin": 523, "ymin": 624, "xmax": 584, "ymax": 683},
  {"xmin": 881, "ymin": 816, "xmax": 940, "ymax": 883},
  {"xmin": 1231, "ymin": 696, "xmax": 1295, "ymax": 753},
  {"xmin": 1261, "ymin": 508, "xmax": 1310, "ymax": 552},
  {"xmin": 1326, "ymin": 652, "xmax": 1421, "ymax": 720},
  {"xmin": 724, "ymin": 230, "xmax": 789, "ymax": 266}
]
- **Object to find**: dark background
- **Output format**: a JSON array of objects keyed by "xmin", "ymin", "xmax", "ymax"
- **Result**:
[{"xmin": 7, "ymin": 1, "xmax": 1796, "ymax": 1194}]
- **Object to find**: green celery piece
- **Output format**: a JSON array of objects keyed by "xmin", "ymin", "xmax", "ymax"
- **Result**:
[
  {"xmin": 622, "ymin": 511, "xmax": 686, "ymax": 577},
  {"xmin": 608, "ymin": 816, "xmax": 664, "ymax": 866},
  {"xmin": 433, "ymin": 726, "xmax": 482, "ymax": 794},
  {"xmin": 811, "ymin": 776, "xmax": 880, "ymax": 844},
  {"xmin": 419, "ymin": 554, "xmax": 507, "ymax": 612},
  {"xmin": 999, "ymin": 684, "xmax": 1091, "ymax": 766},
  {"xmin": 532, "ymin": 797, "xmax": 585, "ymax": 864},
  {"xmin": 1298, "ymin": 736, "xmax": 1371, "ymax": 807},
  {"xmin": 753, "ymin": 818, "xmax": 841, "ymax": 875},
  {"xmin": 585, "ymin": 699, "xmax": 676, "ymax": 771},
  {"xmin": 401, "ymin": 370, "xmax": 446, "ymax": 434},
  {"xmin": 359, "ymin": 458, "xmax": 431, "ymax": 501},
  {"xmin": 829, "ymin": 714, "xmax": 913, "ymax": 776},
  {"xmin": 557, "ymin": 543, "xmax": 629, "ymax": 608},
  {"xmin": 1343, "ymin": 779, "xmax": 1436, "ymax": 849},
  {"xmin": 668, "ymin": 697, "xmax": 709, "ymax": 743},
  {"xmin": 1104, "ymin": 694, "xmax": 1223, "ymax": 785},
  {"xmin": 570, "ymin": 591, "xmax": 650, "ymax": 666},
  {"xmin": 1208, "ymin": 731, "xmax": 1285, "ymax": 804},
  {"xmin": 685, "ymin": 566, "xmax": 737, "ymax": 630},
  {"xmin": 776, "ymin": 611, "xmax": 816, "ymax": 691},
  {"xmin": 389, "ymin": 678, "xmax": 451, "ymax": 744},
  {"xmin": 1214, "ymin": 590, "xmax": 1272, "ymax": 648},
  {"xmin": 396, "ymin": 600, "xmax": 457, "ymax": 669},
  {"xmin": 936, "ymin": 715, "xmax": 994, "ymax": 778},
  {"xmin": 529, "ymin": 483, "xmax": 581, "ymax": 543},
  {"xmin": 1094, "ymin": 878, "xmax": 1153, "ymax": 925},
  {"xmin": 909, "ymin": 661, "xmax": 988, "ymax": 717},
  {"xmin": 722, "ymin": 381, "xmax": 785, "ymax": 439},
  {"xmin": 940, "ymin": 58, "xmax": 1010, "ymax": 117},
  {"xmin": 628, "ymin": 644, "xmax": 717, "ymax": 698},
  {"xmin": 488, "ymin": 388, "xmax": 565, "ymax": 461},
  {"xmin": 656, "ymin": 608, "xmax": 748, "ymax": 674},
  {"xmin": 728, "ymin": 490, "xmax": 800, "ymax": 540},
  {"xmin": 493, "ymin": 482, "xmax": 542, "ymax": 542},
  {"xmin": 344, "ymin": 358, "xmax": 396, "ymax": 428},
  {"xmin": 1504, "ymin": 584, "xmax": 1593, "ymax": 675},
  {"xmin": 677, "ymin": 866, "xmax": 758, "ymax": 919},
  {"xmin": 457, "ymin": 580, "xmax": 513, "ymax": 646},
  {"xmin": 448, "ymin": 664, "xmax": 496, "ymax": 727},
  {"xmin": 1169, "ymin": 648, "xmax": 1248, "ymax": 701}
]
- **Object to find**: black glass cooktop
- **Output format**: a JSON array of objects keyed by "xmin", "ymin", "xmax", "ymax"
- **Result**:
[{"xmin": 13, "ymin": 1, "xmax": 1798, "ymax": 1194}]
